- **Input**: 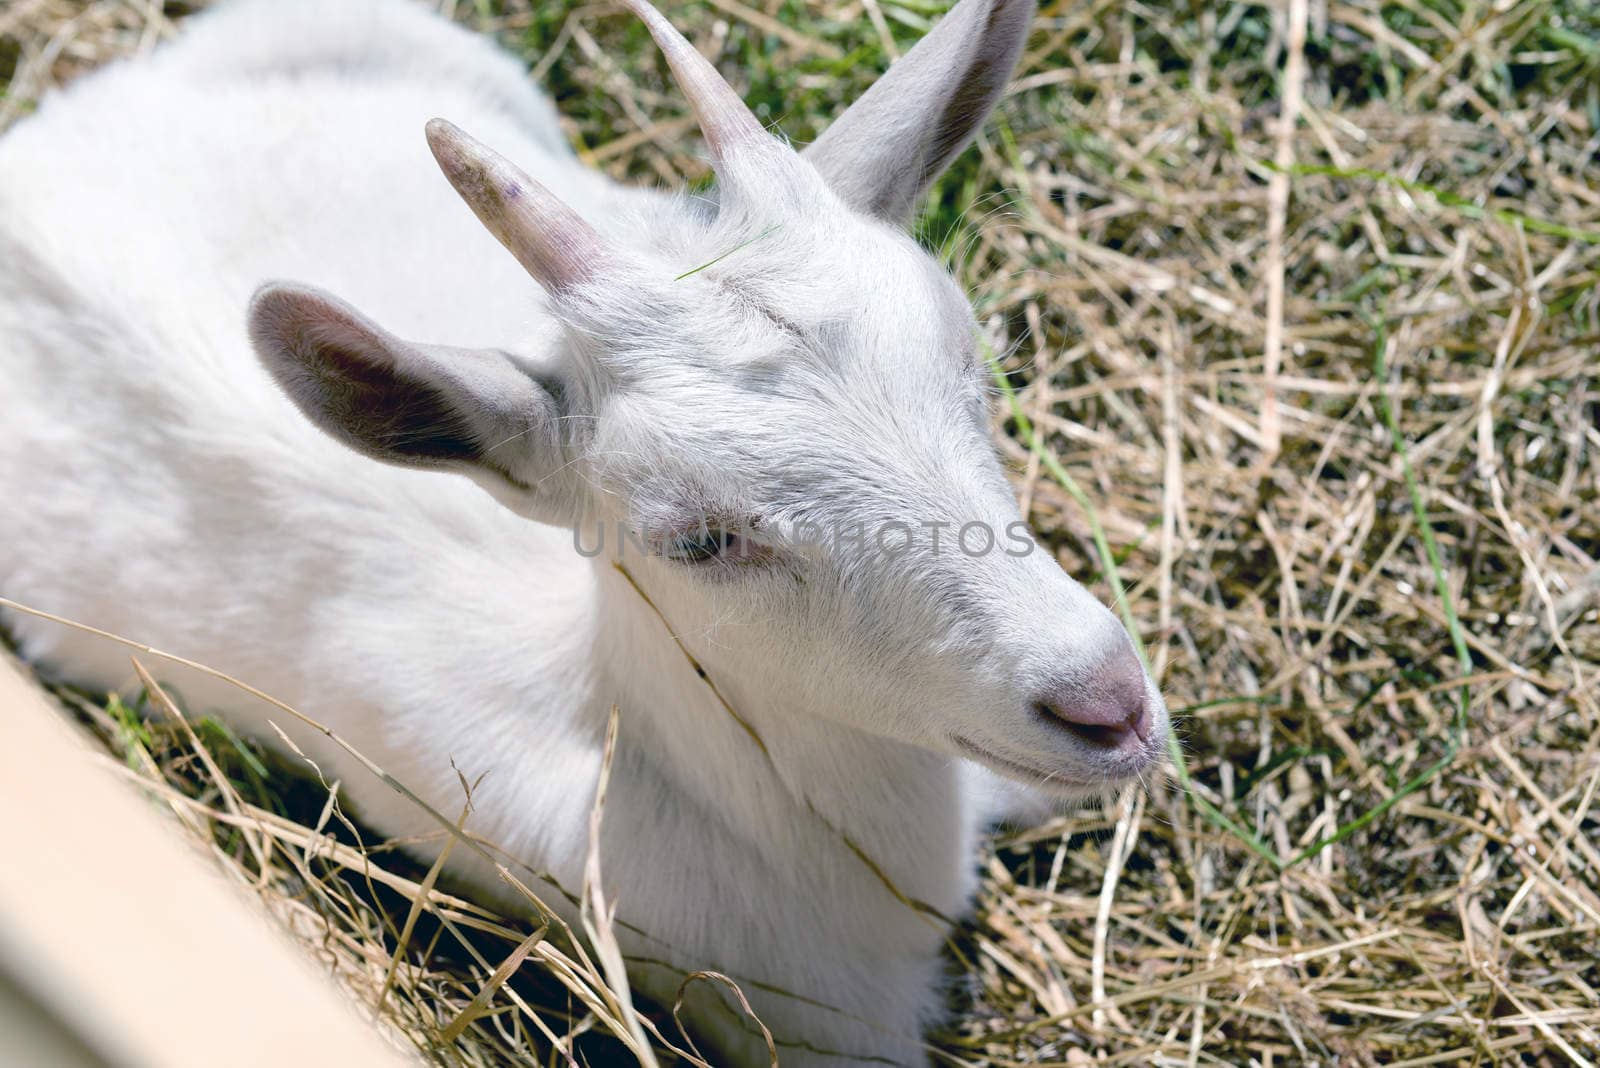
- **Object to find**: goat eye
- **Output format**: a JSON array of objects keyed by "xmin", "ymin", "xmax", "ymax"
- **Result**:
[{"xmin": 663, "ymin": 527, "xmax": 737, "ymax": 563}]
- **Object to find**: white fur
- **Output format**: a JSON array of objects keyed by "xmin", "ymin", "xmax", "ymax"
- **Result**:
[{"xmin": 0, "ymin": 1, "xmax": 1166, "ymax": 1063}]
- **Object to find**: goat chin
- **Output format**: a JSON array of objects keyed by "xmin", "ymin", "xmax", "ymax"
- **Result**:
[{"xmin": 0, "ymin": 0, "xmax": 1165, "ymax": 1064}]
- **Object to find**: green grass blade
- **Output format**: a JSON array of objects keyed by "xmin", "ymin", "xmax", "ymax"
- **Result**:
[
  {"xmin": 984, "ymin": 343, "xmax": 1288, "ymax": 868},
  {"xmin": 1285, "ymin": 313, "xmax": 1473, "ymax": 866},
  {"xmin": 1262, "ymin": 160, "xmax": 1600, "ymax": 245},
  {"xmin": 672, "ymin": 223, "xmax": 784, "ymax": 281}
]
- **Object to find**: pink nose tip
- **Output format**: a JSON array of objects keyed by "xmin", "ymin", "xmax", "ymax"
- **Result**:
[{"xmin": 1034, "ymin": 644, "xmax": 1154, "ymax": 750}]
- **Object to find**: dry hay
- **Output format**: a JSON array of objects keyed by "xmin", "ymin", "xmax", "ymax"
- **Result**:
[{"xmin": 3, "ymin": 0, "xmax": 1599, "ymax": 1065}]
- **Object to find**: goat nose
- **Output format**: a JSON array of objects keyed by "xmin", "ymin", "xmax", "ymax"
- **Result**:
[{"xmin": 1033, "ymin": 644, "xmax": 1154, "ymax": 750}]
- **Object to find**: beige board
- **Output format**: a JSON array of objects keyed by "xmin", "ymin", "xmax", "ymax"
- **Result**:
[{"xmin": 0, "ymin": 653, "xmax": 418, "ymax": 1068}]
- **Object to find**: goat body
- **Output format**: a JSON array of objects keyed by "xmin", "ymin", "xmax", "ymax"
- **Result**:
[{"xmin": 0, "ymin": 1, "xmax": 1167, "ymax": 1063}]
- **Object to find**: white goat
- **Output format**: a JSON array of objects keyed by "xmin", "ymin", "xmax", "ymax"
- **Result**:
[{"xmin": 0, "ymin": 0, "xmax": 1168, "ymax": 1062}]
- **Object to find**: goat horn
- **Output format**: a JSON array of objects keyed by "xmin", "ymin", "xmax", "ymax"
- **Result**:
[
  {"xmin": 618, "ymin": 0, "xmax": 770, "ymax": 161},
  {"xmin": 425, "ymin": 118, "xmax": 607, "ymax": 292}
]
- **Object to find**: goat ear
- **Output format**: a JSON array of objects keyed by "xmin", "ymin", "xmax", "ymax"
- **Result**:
[
  {"xmin": 248, "ymin": 282, "xmax": 579, "ymax": 520},
  {"xmin": 804, "ymin": 0, "xmax": 1035, "ymax": 224}
]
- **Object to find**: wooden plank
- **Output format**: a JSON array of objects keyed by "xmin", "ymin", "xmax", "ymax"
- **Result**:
[{"xmin": 0, "ymin": 654, "xmax": 418, "ymax": 1068}]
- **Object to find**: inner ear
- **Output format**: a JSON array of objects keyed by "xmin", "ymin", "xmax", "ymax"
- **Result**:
[
  {"xmin": 248, "ymin": 282, "xmax": 579, "ymax": 519},
  {"xmin": 293, "ymin": 318, "xmax": 481, "ymax": 464}
]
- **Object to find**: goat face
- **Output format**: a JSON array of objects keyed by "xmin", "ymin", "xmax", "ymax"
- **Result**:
[
  {"xmin": 247, "ymin": 0, "xmax": 1167, "ymax": 794},
  {"xmin": 573, "ymin": 203, "xmax": 1167, "ymax": 794}
]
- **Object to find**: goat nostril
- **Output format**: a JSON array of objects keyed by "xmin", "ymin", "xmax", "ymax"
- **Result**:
[
  {"xmin": 1129, "ymin": 701, "xmax": 1153, "ymax": 743},
  {"xmin": 1034, "ymin": 642, "xmax": 1157, "ymax": 751},
  {"xmin": 1030, "ymin": 703, "xmax": 1120, "ymax": 748},
  {"xmin": 1034, "ymin": 695, "xmax": 1153, "ymax": 750}
]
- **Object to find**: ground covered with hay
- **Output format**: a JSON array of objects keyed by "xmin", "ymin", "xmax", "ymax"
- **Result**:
[{"xmin": 4, "ymin": 0, "xmax": 1598, "ymax": 1064}]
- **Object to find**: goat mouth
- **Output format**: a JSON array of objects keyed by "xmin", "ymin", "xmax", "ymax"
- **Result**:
[
  {"xmin": 951, "ymin": 733, "xmax": 1153, "ymax": 791},
  {"xmin": 951, "ymin": 734, "xmax": 1084, "ymax": 788}
]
